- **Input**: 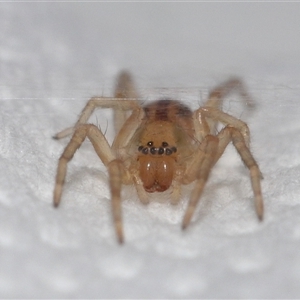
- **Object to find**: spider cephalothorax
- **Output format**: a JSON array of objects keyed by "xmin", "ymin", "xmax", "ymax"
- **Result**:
[{"xmin": 53, "ymin": 71, "xmax": 264, "ymax": 243}]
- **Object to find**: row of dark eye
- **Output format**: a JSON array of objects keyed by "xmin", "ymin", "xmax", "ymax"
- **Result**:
[{"xmin": 138, "ymin": 141, "xmax": 177, "ymax": 156}]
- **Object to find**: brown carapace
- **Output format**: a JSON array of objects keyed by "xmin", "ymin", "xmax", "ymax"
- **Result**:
[
  {"xmin": 53, "ymin": 71, "xmax": 264, "ymax": 243},
  {"xmin": 138, "ymin": 100, "xmax": 192, "ymax": 193}
]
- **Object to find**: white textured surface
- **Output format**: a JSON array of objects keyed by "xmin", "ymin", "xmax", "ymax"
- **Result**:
[{"xmin": 1, "ymin": 3, "xmax": 300, "ymax": 298}]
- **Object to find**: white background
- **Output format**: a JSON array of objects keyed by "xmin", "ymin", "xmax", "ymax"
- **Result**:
[{"xmin": 1, "ymin": 2, "xmax": 300, "ymax": 298}]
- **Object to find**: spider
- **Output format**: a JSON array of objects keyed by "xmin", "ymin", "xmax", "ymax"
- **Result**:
[{"xmin": 53, "ymin": 71, "xmax": 264, "ymax": 243}]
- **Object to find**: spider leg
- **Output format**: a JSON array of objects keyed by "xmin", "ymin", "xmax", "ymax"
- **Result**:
[
  {"xmin": 205, "ymin": 77, "xmax": 254, "ymax": 109},
  {"xmin": 114, "ymin": 71, "xmax": 140, "ymax": 135},
  {"xmin": 204, "ymin": 78, "xmax": 255, "ymax": 135},
  {"xmin": 192, "ymin": 109, "xmax": 211, "ymax": 143},
  {"xmin": 112, "ymin": 106, "xmax": 145, "ymax": 156},
  {"xmin": 110, "ymin": 104, "xmax": 150, "ymax": 205},
  {"xmin": 182, "ymin": 135, "xmax": 218, "ymax": 229},
  {"xmin": 53, "ymin": 124, "xmax": 115, "ymax": 207},
  {"xmin": 170, "ymin": 185, "xmax": 181, "ymax": 205},
  {"xmin": 53, "ymin": 98, "xmax": 140, "ymax": 139},
  {"xmin": 168, "ymin": 109, "xmax": 211, "ymax": 205},
  {"xmin": 181, "ymin": 125, "xmax": 263, "ymax": 229},
  {"xmin": 200, "ymin": 107, "xmax": 251, "ymax": 147},
  {"xmin": 108, "ymin": 159, "xmax": 127, "ymax": 243},
  {"xmin": 214, "ymin": 126, "xmax": 264, "ymax": 220},
  {"xmin": 53, "ymin": 124, "xmax": 132, "ymax": 243},
  {"xmin": 181, "ymin": 109, "xmax": 211, "ymax": 185}
]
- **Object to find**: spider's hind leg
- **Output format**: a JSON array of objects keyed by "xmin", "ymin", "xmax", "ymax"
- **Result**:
[
  {"xmin": 53, "ymin": 71, "xmax": 140, "ymax": 140},
  {"xmin": 204, "ymin": 78, "xmax": 255, "ymax": 135},
  {"xmin": 113, "ymin": 71, "xmax": 140, "ymax": 135}
]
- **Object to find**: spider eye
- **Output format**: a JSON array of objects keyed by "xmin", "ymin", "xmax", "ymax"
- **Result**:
[
  {"xmin": 138, "ymin": 146, "xmax": 144, "ymax": 152},
  {"xmin": 158, "ymin": 147, "xmax": 164, "ymax": 155},
  {"xmin": 162, "ymin": 141, "xmax": 168, "ymax": 147},
  {"xmin": 147, "ymin": 141, "xmax": 153, "ymax": 146},
  {"xmin": 165, "ymin": 148, "xmax": 172, "ymax": 155},
  {"xmin": 150, "ymin": 147, "xmax": 157, "ymax": 154},
  {"xmin": 142, "ymin": 148, "xmax": 149, "ymax": 154}
]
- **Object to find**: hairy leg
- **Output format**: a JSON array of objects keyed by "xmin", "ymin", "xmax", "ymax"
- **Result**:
[
  {"xmin": 114, "ymin": 71, "xmax": 140, "ymax": 135},
  {"xmin": 204, "ymin": 78, "xmax": 255, "ymax": 135},
  {"xmin": 53, "ymin": 98, "xmax": 140, "ymax": 139}
]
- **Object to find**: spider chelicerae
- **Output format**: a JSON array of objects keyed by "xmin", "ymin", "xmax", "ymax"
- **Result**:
[{"xmin": 53, "ymin": 71, "xmax": 264, "ymax": 243}]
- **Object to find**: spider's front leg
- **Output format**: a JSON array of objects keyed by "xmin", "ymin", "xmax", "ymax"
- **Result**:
[
  {"xmin": 181, "ymin": 124, "xmax": 264, "ymax": 229},
  {"xmin": 199, "ymin": 106, "xmax": 263, "ymax": 217},
  {"xmin": 182, "ymin": 135, "xmax": 219, "ymax": 229},
  {"xmin": 53, "ymin": 124, "xmax": 130, "ymax": 243},
  {"xmin": 54, "ymin": 101, "xmax": 145, "ymax": 243},
  {"xmin": 214, "ymin": 126, "xmax": 264, "ymax": 220},
  {"xmin": 54, "ymin": 124, "xmax": 115, "ymax": 206},
  {"xmin": 114, "ymin": 71, "xmax": 140, "ymax": 134}
]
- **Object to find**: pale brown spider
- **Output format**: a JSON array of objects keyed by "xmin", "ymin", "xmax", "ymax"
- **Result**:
[{"xmin": 53, "ymin": 71, "xmax": 264, "ymax": 243}]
